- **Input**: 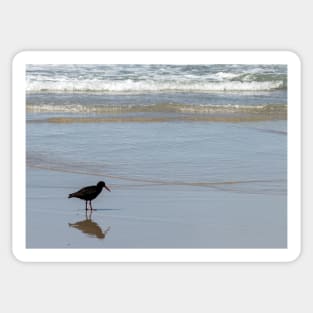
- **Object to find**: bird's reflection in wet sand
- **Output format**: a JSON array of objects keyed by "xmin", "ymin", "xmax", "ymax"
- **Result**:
[{"xmin": 69, "ymin": 211, "xmax": 110, "ymax": 239}]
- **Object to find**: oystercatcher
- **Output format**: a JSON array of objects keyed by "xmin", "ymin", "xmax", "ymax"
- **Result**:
[{"xmin": 68, "ymin": 181, "xmax": 111, "ymax": 210}]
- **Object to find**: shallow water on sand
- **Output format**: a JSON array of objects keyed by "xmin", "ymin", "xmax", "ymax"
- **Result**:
[
  {"xmin": 26, "ymin": 119, "xmax": 287, "ymax": 248},
  {"xmin": 27, "ymin": 119, "xmax": 287, "ymax": 196}
]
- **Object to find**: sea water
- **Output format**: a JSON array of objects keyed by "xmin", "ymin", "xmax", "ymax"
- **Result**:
[{"xmin": 26, "ymin": 64, "xmax": 287, "ymax": 248}]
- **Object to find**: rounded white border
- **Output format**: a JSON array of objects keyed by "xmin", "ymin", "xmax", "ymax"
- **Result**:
[{"xmin": 12, "ymin": 51, "xmax": 301, "ymax": 262}]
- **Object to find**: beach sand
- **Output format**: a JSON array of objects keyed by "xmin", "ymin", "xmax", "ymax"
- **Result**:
[{"xmin": 26, "ymin": 167, "xmax": 287, "ymax": 249}]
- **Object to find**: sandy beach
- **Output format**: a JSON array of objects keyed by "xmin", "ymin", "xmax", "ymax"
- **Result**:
[{"xmin": 26, "ymin": 167, "xmax": 287, "ymax": 249}]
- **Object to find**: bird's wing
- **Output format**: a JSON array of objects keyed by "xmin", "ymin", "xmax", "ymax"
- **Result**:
[{"xmin": 77, "ymin": 185, "xmax": 94, "ymax": 193}]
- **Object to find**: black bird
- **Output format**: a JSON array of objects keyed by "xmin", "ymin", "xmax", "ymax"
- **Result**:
[{"xmin": 68, "ymin": 181, "xmax": 111, "ymax": 210}]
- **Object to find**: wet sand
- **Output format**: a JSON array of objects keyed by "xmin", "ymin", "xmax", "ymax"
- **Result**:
[{"xmin": 26, "ymin": 167, "xmax": 287, "ymax": 249}]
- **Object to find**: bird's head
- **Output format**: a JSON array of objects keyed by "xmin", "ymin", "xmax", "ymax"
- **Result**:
[{"xmin": 97, "ymin": 181, "xmax": 111, "ymax": 192}]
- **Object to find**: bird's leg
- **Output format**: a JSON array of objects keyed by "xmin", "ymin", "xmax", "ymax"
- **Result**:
[
  {"xmin": 85, "ymin": 201, "xmax": 88, "ymax": 211},
  {"xmin": 90, "ymin": 201, "xmax": 93, "ymax": 210}
]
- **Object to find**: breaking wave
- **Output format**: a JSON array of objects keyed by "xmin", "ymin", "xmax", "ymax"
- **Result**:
[{"xmin": 26, "ymin": 79, "xmax": 285, "ymax": 93}]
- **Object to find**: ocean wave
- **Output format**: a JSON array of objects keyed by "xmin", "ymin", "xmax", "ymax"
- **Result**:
[{"xmin": 26, "ymin": 79, "xmax": 285, "ymax": 93}]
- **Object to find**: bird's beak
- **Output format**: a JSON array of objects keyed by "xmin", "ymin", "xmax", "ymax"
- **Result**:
[{"xmin": 104, "ymin": 185, "xmax": 111, "ymax": 192}]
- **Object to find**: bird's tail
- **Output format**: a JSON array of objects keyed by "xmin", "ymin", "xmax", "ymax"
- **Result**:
[{"xmin": 68, "ymin": 193, "xmax": 73, "ymax": 198}]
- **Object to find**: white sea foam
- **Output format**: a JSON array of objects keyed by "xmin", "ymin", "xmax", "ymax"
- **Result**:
[
  {"xmin": 26, "ymin": 64, "xmax": 287, "ymax": 94},
  {"xmin": 26, "ymin": 79, "xmax": 284, "ymax": 92},
  {"xmin": 214, "ymin": 72, "xmax": 241, "ymax": 80}
]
